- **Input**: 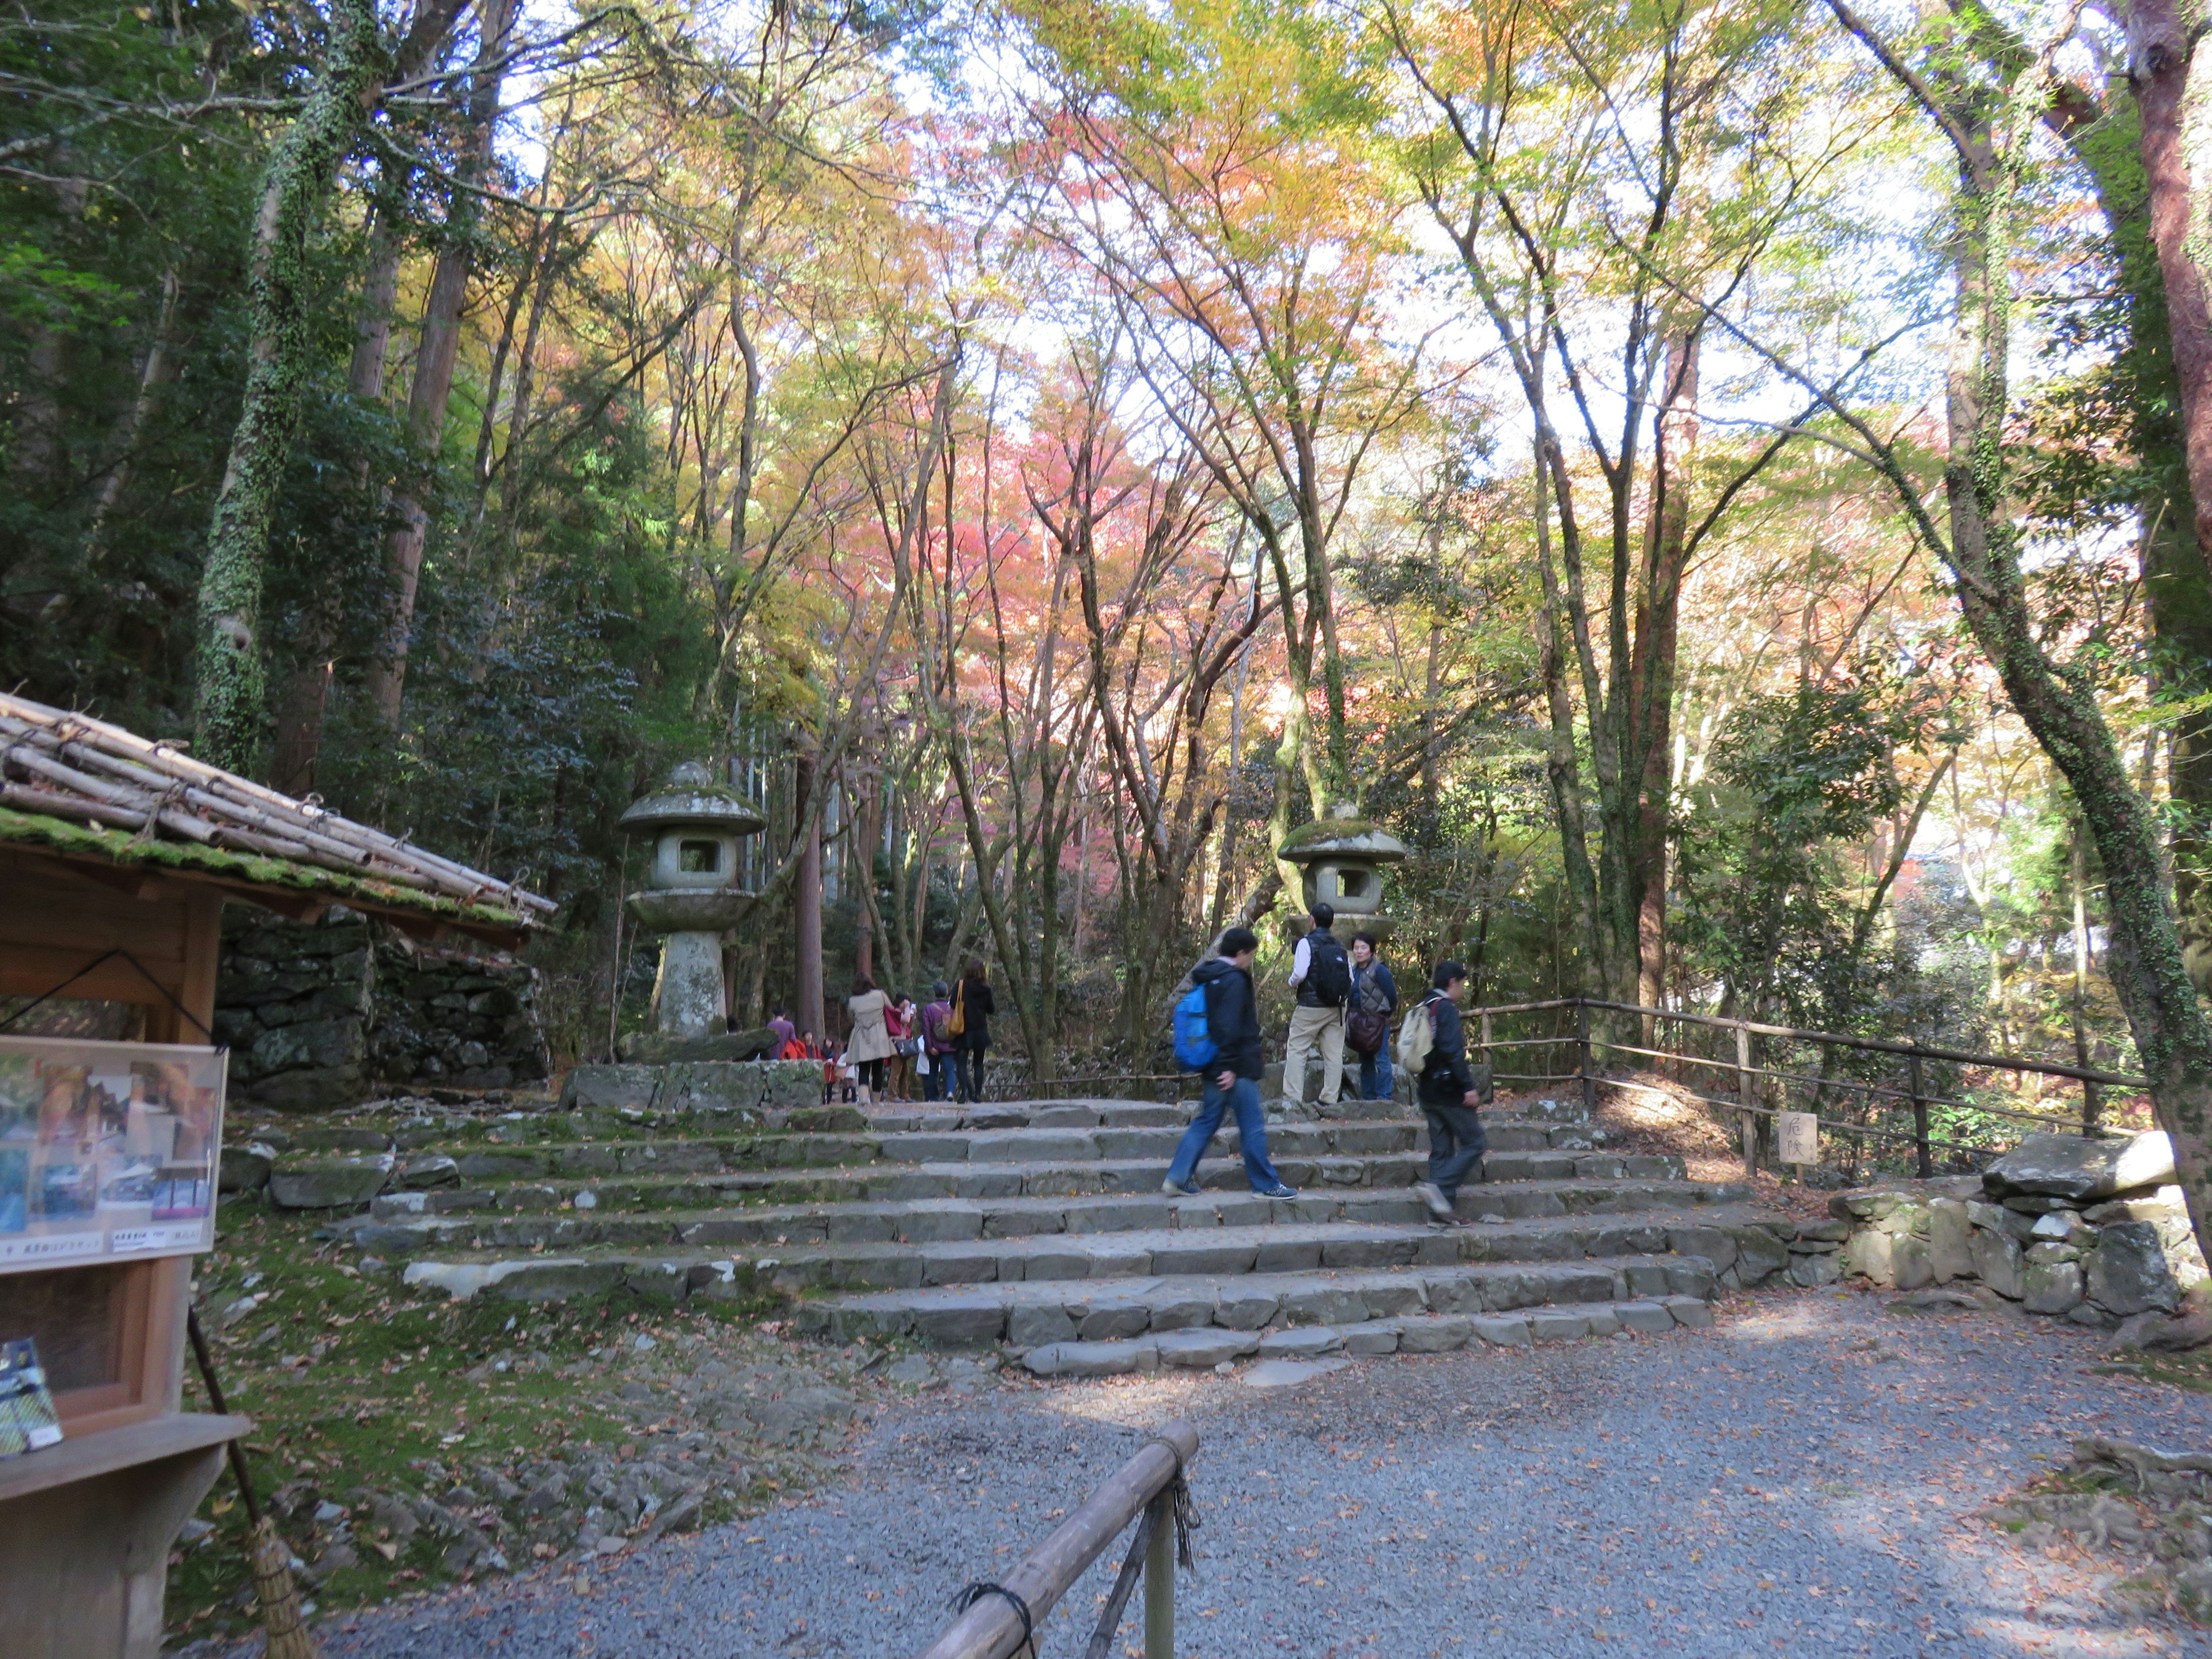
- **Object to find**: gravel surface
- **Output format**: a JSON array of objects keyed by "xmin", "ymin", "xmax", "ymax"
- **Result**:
[{"xmin": 285, "ymin": 1286, "xmax": 2212, "ymax": 1659}]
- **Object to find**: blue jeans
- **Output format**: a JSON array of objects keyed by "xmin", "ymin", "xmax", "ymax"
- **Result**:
[
  {"xmin": 1359, "ymin": 1048, "xmax": 1394, "ymax": 1101},
  {"xmin": 1165, "ymin": 1075, "xmax": 1285, "ymax": 1192},
  {"xmin": 922, "ymin": 1053, "xmax": 952, "ymax": 1101}
]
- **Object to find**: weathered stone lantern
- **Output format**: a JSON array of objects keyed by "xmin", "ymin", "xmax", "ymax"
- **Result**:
[
  {"xmin": 619, "ymin": 761, "xmax": 764, "ymax": 1037},
  {"xmin": 1276, "ymin": 805, "xmax": 1410, "ymax": 939}
]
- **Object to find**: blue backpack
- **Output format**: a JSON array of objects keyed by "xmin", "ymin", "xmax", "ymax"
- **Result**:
[{"xmin": 1172, "ymin": 979, "xmax": 1218, "ymax": 1071}]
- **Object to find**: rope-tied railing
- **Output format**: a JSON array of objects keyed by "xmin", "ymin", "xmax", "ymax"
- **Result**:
[{"xmin": 914, "ymin": 1421, "xmax": 1199, "ymax": 1659}]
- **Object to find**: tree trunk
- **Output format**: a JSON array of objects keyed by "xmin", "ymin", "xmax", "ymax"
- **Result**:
[
  {"xmin": 2127, "ymin": 0, "xmax": 2212, "ymax": 579},
  {"xmin": 193, "ymin": 0, "xmax": 385, "ymax": 774},
  {"xmin": 364, "ymin": 0, "xmax": 518, "ymax": 726},
  {"xmin": 82, "ymin": 270, "xmax": 181, "ymax": 562},
  {"xmin": 2083, "ymin": 49, "xmax": 2212, "ymax": 994},
  {"xmin": 266, "ymin": 187, "xmax": 410, "ymax": 795},
  {"xmin": 794, "ymin": 748, "xmax": 825, "ymax": 1042},
  {"xmin": 1927, "ymin": 79, "xmax": 2212, "ymax": 1277},
  {"xmin": 1631, "ymin": 327, "xmax": 1698, "ymax": 1015}
]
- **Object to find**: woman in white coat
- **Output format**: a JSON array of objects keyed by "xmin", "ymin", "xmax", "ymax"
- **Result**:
[{"xmin": 844, "ymin": 974, "xmax": 896, "ymax": 1107}]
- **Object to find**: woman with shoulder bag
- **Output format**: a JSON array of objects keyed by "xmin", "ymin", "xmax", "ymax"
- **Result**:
[
  {"xmin": 952, "ymin": 959, "xmax": 995, "ymax": 1104},
  {"xmin": 1347, "ymin": 932, "xmax": 1399, "ymax": 1101}
]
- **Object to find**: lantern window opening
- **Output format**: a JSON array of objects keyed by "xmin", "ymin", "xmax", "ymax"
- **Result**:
[{"xmin": 678, "ymin": 839, "xmax": 722, "ymax": 874}]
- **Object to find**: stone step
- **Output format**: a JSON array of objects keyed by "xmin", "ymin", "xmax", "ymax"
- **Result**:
[
  {"xmin": 349, "ymin": 1164, "xmax": 1737, "ymax": 1243},
  {"xmin": 311, "ymin": 1106, "xmax": 1609, "ymax": 1166},
  {"xmin": 395, "ymin": 1248, "xmax": 1721, "ymax": 1332},
  {"xmin": 354, "ymin": 1132, "xmax": 1681, "ymax": 1212},
  {"xmin": 1021, "ymin": 1296, "xmax": 1718, "ymax": 1376},
  {"xmin": 353, "ymin": 1205, "xmax": 1777, "ymax": 1287},
  {"xmin": 796, "ymin": 1252, "xmax": 1722, "ymax": 1346}
]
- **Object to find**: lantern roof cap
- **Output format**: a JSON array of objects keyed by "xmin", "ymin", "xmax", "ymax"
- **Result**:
[
  {"xmin": 618, "ymin": 762, "xmax": 766, "ymax": 836},
  {"xmin": 1275, "ymin": 813, "xmax": 1408, "ymax": 866}
]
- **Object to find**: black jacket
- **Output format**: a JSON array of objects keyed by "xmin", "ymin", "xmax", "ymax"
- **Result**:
[
  {"xmin": 1191, "ymin": 956, "xmax": 1263, "ymax": 1080},
  {"xmin": 1294, "ymin": 927, "xmax": 1349, "ymax": 1009},
  {"xmin": 1416, "ymin": 995, "xmax": 1491, "ymax": 1105},
  {"xmin": 956, "ymin": 976, "xmax": 994, "ymax": 1048}
]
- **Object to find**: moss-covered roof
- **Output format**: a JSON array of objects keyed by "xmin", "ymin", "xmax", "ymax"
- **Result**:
[
  {"xmin": 0, "ymin": 807, "xmax": 533, "ymax": 931},
  {"xmin": 0, "ymin": 692, "xmax": 550, "ymax": 934}
]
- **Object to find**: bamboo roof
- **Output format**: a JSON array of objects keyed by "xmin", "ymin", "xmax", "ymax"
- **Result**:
[{"xmin": 0, "ymin": 693, "xmax": 554, "ymax": 941}]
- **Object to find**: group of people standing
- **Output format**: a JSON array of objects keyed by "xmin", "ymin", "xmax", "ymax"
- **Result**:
[
  {"xmin": 766, "ymin": 962, "xmax": 999, "ymax": 1107},
  {"xmin": 1165, "ymin": 901, "xmax": 1493, "ymax": 1224}
]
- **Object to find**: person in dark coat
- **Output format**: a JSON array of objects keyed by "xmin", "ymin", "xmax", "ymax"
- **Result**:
[
  {"xmin": 1348, "ymin": 932, "xmax": 1400, "ymax": 1101},
  {"xmin": 1412, "ymin": 960, "xmax": 1492, "ymax": 1220},
  {"xmin": 1161, "ymin": 927, "xmax": 1297, "ymax": 1199},
  {"xmin": 953, "ymin": 959, "xmax": 996, "ymax": 1104}
]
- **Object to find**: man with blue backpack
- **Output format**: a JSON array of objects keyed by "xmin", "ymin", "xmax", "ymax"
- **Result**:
[{"xmin": 1162, "ymin": 927, "xmax": 1298, "ymax": 1199}]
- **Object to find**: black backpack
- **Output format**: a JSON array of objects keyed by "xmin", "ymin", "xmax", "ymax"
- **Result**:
[{"xmin": 1304, "ymin": 931, "xmax": 1351, "ymax": 1007}]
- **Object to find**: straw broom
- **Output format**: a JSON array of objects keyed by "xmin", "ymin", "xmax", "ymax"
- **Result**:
[{"xmin": 187, "ymin": 1306, "xmax": 317, "ymax": 1659}]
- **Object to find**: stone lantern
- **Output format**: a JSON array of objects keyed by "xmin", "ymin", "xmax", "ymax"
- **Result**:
[
  {"xmin": 1276, "ymin": 805, "xmax": 1410, "ymax": 940},
  {"xmin": 619, "ymin": 762, "xmax": 764, "ymax": 1037}
]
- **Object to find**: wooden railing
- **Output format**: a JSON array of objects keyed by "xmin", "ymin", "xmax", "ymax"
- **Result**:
[
  {"xmin": 913, "ymin": 1421, "xmax": 1198, "ymax": 1659},
  {"xmin": 1469, "ymin": 997, "xmax": 2151, "ymax": 1180}
]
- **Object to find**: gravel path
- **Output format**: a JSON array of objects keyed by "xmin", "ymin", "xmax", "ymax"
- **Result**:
[{"xmin": 297, "ymin": 1286, "xmax": 2212, "ymax": 1659}]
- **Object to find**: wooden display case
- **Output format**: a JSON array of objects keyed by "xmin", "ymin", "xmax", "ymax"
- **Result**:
[
  {"xmin": 0, "ymin": 695, "xmax": 543, "ymax": 1659},
  {"xmin": 0, "ymin": 849, "xmax": 241, "ymax": 1659}
]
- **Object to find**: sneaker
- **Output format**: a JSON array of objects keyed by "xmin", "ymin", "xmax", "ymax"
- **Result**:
[
  {"xmin": 1414, "ymin": 1180, "xmax": 1454, "ymax": 1220},
  {"xmin": 1162, "ymin": 1178, "xmax": 1201, "ymax": 1196},
  {"xmin": 1255, "ymin": 1184, "xmax": 1300, "ymax": 1200}
]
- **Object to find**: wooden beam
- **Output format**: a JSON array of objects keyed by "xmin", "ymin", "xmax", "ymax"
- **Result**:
[{"xmin": 53, "ymin": 862, "xmax": 168, "ymax": 902}]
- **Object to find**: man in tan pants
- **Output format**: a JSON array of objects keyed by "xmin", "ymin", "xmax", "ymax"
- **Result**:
[{"xmin": 1283, "ymin": 903, "xmax": 1350, "ymax": 1107}]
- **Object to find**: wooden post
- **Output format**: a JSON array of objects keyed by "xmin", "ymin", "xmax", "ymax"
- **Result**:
[
  {"xmin": 1575, "ymin": 999, "xmax": 1596, "ymax": 1116},
  {"xmin": 1909, "ymin": 1051, "xmax": 1931, "ymax": 1178},
  {"xmin": 1143, "ymin": 1490, "xmax": 1175, "ymax": 1659},
  {"xmin": 1480, "ymin": 1010, "xmax": 1493, "ymax": 1073},
  {"xmin": 1734, "ymin": 1021, "xmax": 1756, "ymax": 1179}
]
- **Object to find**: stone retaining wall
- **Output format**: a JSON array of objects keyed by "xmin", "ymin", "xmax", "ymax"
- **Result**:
[
  {"xmin": 216, "ymin": 908, "xmax": 551, "ymax": 1109},
  {"xmin": 559, "ymin": 1061, "xmax": 821, "ymax": 1116},
  {"xmin": 1828, "ymin": 1132, "xmax": 2207, "ymax": 1328}
]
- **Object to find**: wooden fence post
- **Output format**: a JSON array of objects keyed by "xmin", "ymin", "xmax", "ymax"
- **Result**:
[
  {"xmin": 1480, "ymin": 1010, "xmax": 1493, "ymax": 1074},
  {"xmin": 1576, "ymin": 999, "xmax": 1596, "ymax": 1117},
  {"xmin": 1734, "ymin": 1021, "xmax": 1756, "ymax": 1179},
  {"xmin": 1909, "ymin": 1051, "xmax": 1931, "ymax": 1179},
  {"xmin": 1143, "ymin": 1490, "xmax": 1175, "ymax": 1659}
]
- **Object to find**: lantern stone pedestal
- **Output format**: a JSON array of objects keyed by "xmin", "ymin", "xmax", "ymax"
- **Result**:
[
  {"xmin": 618, "ymin": 763, "xmax": 765, "ymax": 1044},
  {"xmin": 585, "ymin": 764, "xmax": 809, "ymax": 1100}
]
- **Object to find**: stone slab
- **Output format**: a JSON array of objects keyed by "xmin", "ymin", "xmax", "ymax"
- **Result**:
[{"xmin": 1241, "ymin": 1358, "xmax": 1354, "ymax": 1389}]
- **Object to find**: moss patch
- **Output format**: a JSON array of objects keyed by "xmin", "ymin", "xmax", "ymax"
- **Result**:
[{"xmin": 165, "ymin": 1203, "xmax": 856, "ymax": 1646}]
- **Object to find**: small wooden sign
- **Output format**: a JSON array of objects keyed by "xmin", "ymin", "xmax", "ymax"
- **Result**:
[{"xmin": 1777, "ymin": 1110, "xmax": 1819, "ymax": 1166}]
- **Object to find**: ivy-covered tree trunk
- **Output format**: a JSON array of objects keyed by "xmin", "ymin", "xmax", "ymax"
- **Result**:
[
  {"xmin": 2104, "ymin": 15, "xmax": 2212, "ymax": 997},
  {"xmin": 193, "ymin": 0, "xmax": 385, "ymax": 775},
  {"xmin": 2125, "ymin": 0, "xmax": 2212, "ymax": 574},
  {"xmin": 1832, "ymin": 0, "xmax": 2212, "ymax": 1268}
]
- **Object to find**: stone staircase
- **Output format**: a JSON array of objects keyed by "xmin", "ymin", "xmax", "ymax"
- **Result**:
[{"xmin": 296, "ymin": 1078, "xmax": 1800, "ymax": 1377}]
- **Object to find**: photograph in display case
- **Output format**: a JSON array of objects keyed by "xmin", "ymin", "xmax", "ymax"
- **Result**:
[{"xmin": 0, "ymin": 1036, "xmax": 225, "ymax": 1272}]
